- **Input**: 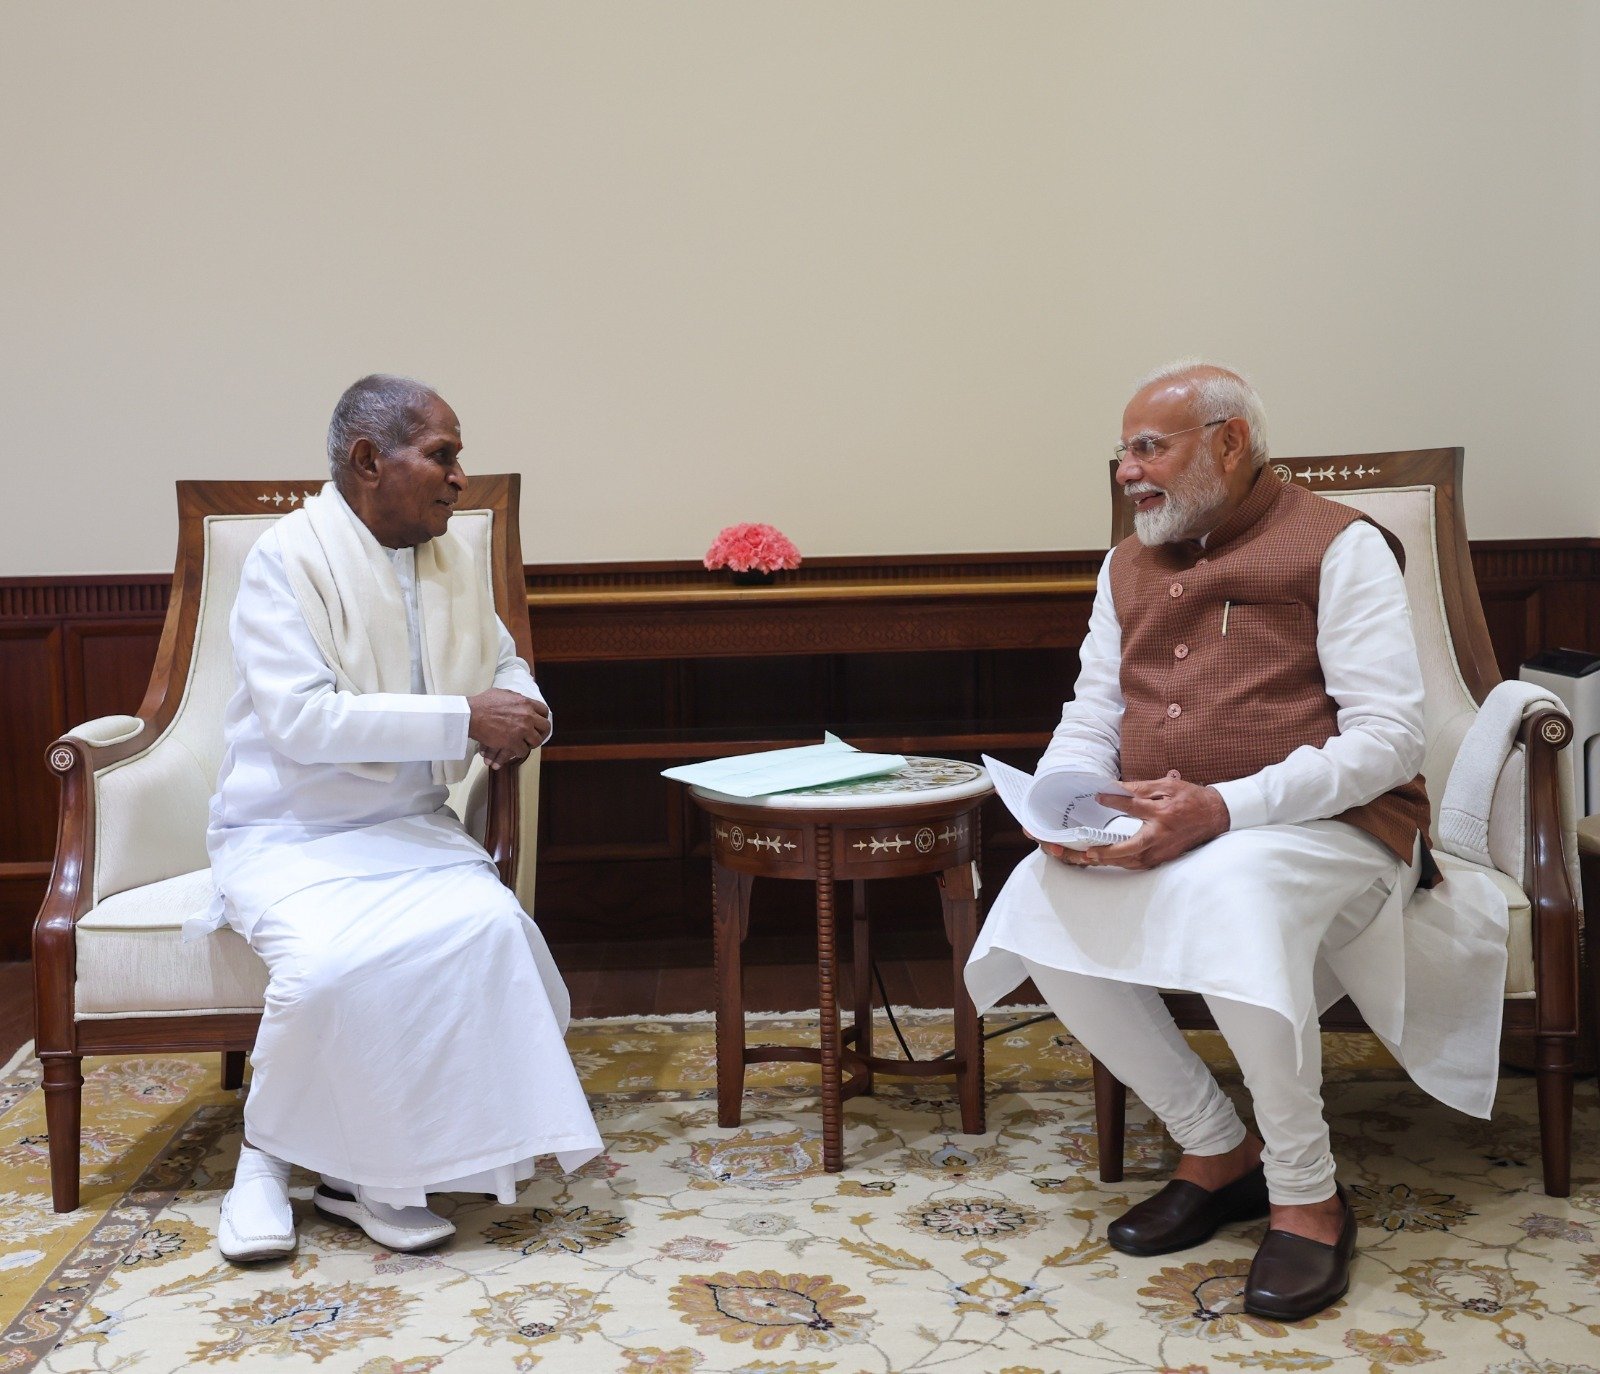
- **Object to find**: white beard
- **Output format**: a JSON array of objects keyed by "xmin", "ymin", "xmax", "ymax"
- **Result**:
[{"xmin": 1128, "ymin": 458, "xmax": 1229, "ymax": 547}]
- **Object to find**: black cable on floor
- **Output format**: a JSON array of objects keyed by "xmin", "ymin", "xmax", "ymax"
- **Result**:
[
  {"xmin": 866, "ymin": 965, "xmax": 1059, "ymax": 1063},
  {"xmin": 871, "ymin": 960, "xmax": 917, "ymax": 1061},
  {"xmin": 932, "ymin": 1010, "xmax": 1059, "ymax": 1061}
]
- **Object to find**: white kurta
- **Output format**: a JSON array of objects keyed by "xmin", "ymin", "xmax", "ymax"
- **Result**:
[
  {"xmin": 203, "ymin": 524, "xmax": 602, "ymax": 1203},
  {"xmin": 966, "ymin": 522, "xmax": 1509, "ymax": 1117}
]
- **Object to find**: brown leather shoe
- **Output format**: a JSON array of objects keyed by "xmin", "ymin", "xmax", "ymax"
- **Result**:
[
  {"xmin": 1244, "ymin": 1185, "xmax": 1357, "ymax": 1321},
  {"xmin": 1106, "ymin": 1163, "xmax": 1270, "ymax": 1257}
]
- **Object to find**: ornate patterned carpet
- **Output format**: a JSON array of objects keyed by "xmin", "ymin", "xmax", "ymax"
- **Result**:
[{"xmin": 2, "ymin": 1012, "xmax": 1599, "ymax": 1373}]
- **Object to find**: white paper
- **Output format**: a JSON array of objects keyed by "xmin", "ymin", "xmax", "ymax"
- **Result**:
[
  {"xmin": 662, "ymin": 732, "xmax": 908, "ymax": 798},
  {"xmin": 981, "ymin": 755, "xmax": 1143, "ymax": 850}
]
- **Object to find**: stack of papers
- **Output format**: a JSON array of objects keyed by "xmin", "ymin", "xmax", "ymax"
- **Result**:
[
  {"xmin": 662, "ymin": 733, "xmax": 907, "ymax": 798},
  {"xmin": 982, "ymin": 755, "xmax": 1143, "ymax": 850}
]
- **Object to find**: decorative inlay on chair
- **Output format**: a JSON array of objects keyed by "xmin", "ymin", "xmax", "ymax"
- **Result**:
[
  {"xmin": 1273, "ymin": 461, "xmax": 1384, "ymax": 485},
  {"xmin": 253, "ymin": 490, "xmax": 321, "ymax": 507}
]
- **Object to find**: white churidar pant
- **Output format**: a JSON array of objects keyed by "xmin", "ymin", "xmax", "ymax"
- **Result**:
[
  {"xmin": 1022, "ymin": 962, "xmax": 1337, "ymax": 1204},
  {"xmin": 968, "ymin": 817, "xmax": 1510, "ymax": 1202},
  {"xmin": 967, "ymin": 819, "xmax": 1507, "ymax": 1118}
]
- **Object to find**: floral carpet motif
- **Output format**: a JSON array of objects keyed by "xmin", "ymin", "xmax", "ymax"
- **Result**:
[{"xmin": 1, "ymin": 1012, "xmax": 1598, "ymax": 1372}]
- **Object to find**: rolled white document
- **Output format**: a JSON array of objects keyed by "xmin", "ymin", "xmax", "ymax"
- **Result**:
[{"xmin": 981, "ymin": 755, "xmax": 1143, "ymax": 850}]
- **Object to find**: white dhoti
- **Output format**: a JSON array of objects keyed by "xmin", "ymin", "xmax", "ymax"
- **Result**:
[
  {"xmin": 200, "ymin": 514, "xmax": 603, "ymax": 1215},
  {"xmin": 966, "ymin": 820, "xmax": 1508, "ymax": 1201},
  {"xmin": 239, "ymin": 859, "xmax": 601, "ymax": 1207}
]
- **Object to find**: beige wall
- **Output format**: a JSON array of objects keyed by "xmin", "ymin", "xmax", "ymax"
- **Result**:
[{"xmin": 3, "ymin": 1, "xmax": 1595, "ymax": 576}]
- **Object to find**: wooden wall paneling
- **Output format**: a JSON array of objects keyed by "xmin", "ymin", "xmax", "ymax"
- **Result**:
[
  {"xmin": 3, "ymin": 543, "xmax": 1597, "ymax": 968},
  {"xmin": 0, "ymin": 624, "xmax": 65, "ymax": 958},
  {"xmin": 983, "ymin": 646, "xmax": 1083, "ymax": 723},
  {"xmin": 684, "ymin": 654, "xmax": 831, "ymax": 731},
  {"xmin": 1476, "ymin": 587, "xmax": 1543, "ymax": 682},
  {"xmin": 0, "ymin": 625, "xmax": 65, "ymax": 859},
  {"xmin": 535, "ymin": 659, "xmax": 676, "ymax": 735},
  {"xmin": 62, "ymin": 621, "xmax": 165, "ymax": 726},
  {"xmin": 538, "ymin": 758, "xmax": 683, "ymax": 862},
  {"xmin": 836, "ymin": 650, "xmax": 977, "ymax": 726}
]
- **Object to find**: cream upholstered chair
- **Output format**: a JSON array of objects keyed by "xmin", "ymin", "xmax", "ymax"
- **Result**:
[
  {"xmin": 1089, "ymin": 449, "xmax": 1584, "ymax": 1196},
  {"xmin": 33, "ymin": 476, "xmax": 539, "ymax": 1212}
]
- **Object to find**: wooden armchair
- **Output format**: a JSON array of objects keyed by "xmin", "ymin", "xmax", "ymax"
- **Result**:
[
  {"xmin": 1091, "ymin": 449, "xmax": 1584, "ymax": 1196},
  {"xmin": 33, "ymin": 476, "xmax": 537, "ymax": 1212}
]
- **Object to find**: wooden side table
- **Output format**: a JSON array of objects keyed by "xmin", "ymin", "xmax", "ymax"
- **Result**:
[{"xmin": 688, "ymin": 757, "xmax": 994, "ymax": 1172}]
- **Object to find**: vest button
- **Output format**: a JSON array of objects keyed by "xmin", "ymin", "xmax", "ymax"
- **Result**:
[
  {"xmin": 1168, "ymin": 582, "xmax": 1183, "ymax": 598},
  {"xmin": 1166, "ymin": 702, "xmax": 1182, "ymax": 719},
  {"xmin": 1174, "ymin": 644, "xmax": 1189, "ymax": 660}
]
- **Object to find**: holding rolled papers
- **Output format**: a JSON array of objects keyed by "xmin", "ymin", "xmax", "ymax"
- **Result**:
[{"xmin": 981, "ymin": 755, "xmax": 1144, "ymax": 850}]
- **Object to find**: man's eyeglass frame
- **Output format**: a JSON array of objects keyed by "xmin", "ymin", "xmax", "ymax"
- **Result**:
[{"xmin": 1114, "ymin": 418, "xmax": 1230, "ymax": 463}]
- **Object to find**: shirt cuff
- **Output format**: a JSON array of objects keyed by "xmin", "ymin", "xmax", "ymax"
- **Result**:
[
  {"xmin": 443, "ymin": 696, "xmax": 472, "ymax": 759},
  {"xmin": 1211, "ymin": 777, "xmax": 1268, "ymax": 831}
]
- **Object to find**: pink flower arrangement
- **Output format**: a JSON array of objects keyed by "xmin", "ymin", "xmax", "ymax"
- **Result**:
[{"xmin": 703, "ymin": 522, "xmax": 802, "ymax": 574}]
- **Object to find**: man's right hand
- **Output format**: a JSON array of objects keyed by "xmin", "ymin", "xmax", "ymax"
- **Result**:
[{"xmin": 466, "ymin": 689, "xmax": 552, "ymax": 770}]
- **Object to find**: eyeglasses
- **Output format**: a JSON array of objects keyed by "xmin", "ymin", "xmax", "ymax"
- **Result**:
[{"xmin": 1114, "ymin": 419, "xmax": 1229, "ymax": 462}]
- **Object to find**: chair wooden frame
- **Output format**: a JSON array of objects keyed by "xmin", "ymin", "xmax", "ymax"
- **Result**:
[
  {"xmin": 33, "ymin": 475, "xmax": 533, "ymax": 1212},
  {"xmin": 1090, "ymin": 448, "xmax": 1583, "ymax": 1196}
]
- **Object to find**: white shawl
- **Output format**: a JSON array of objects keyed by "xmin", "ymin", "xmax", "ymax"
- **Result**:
[{"xmin": 275, "ymin": 482, "xmax": 499, "ymax": 785}]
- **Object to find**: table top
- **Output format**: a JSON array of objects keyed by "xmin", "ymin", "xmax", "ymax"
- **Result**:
[{"xmin": 689, "ymin": 756, "xmax": 993, "ymax": 811}]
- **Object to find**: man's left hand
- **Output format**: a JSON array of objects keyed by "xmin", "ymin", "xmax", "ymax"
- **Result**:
[{"xmin": 1063, "ymin": 773, "xmax": 1230, "ymax": 871}]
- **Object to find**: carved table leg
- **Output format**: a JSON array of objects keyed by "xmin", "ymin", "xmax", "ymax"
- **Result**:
[
  {"xmin": 815, "ymin": 827, "xmax": 844, "ymax": 1171},
  {"xmin": 852, "ymin": 879, "xmax": 874, "ymax": 1096},
  {"xmin": 939, "ymin": 856, "xmax": 986, "ymax": 1135},
  {"xmin": 713, "ymin": 860, "xmax": 753, "ymax": 1129}
]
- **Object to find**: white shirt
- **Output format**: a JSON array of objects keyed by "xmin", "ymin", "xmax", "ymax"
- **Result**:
[
  {"xmin": 203, "ymin": 524, "xmax": 547, "ymax": 932},
  {"xmin": 1038, "ymin": 521, "xmax": 1427, "ymax": 828}
]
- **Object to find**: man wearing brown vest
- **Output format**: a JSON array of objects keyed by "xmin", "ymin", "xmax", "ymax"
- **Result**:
[{"xmin": 965, "ymin": 361, "xmax": 1490, "ymax": 1322}]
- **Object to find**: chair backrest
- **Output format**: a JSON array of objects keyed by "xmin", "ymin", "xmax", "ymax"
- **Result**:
[
  {"xmin": 91, "ymin": 475, "xmax": 529, "ymax": 905},
  {"xmin": 1107, "ymin": 449, "xmax": 1502, "ymax": 828}
]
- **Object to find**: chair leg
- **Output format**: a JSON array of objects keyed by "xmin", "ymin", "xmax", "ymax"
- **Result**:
[
  {"xmin": 1535, "ymin": 1034, "xmax": 1574, "ymax": 1197},
  {"xmin": 41, "ymin": 1054, "xmax": 84, "ymax": 1213},
  {"xmin": 1092, "ymin": 1055, "xmax": 1127, "ymax": 1184},
  {"xmin": 221, "ymin": 1051, "xmax": 246, "ymax": 1091}
]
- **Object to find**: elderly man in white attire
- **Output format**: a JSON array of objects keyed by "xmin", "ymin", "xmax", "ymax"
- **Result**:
[
  {"xmin": 965, "ymin": 361, "xmax": 1506, "ymax": 1322},
  {"xmin": 202, "ymin": 374, "xmax": 601, "ymax": 1261}
]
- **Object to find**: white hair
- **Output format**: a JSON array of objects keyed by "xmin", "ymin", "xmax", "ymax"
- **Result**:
[
  {"xmin": 326, "ymin": 374, "xmax": 438, "ymax": 493},
  {"xmin": 1134, "ymin": 358, "xmax": 1270, "ymax": 469}
]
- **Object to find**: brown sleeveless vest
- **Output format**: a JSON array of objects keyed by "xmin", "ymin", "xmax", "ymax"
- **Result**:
[{"xmin": 1108, "ymin": 467, "xmax": 1431, "ymax": 863}]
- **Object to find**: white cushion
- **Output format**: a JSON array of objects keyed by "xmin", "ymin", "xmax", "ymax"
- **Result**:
[
  {"xmin": 1432, "ymin": 851, "xmax": 1534, "ymax": 998},
  {"xmin": 1325, "ymin": 487, "xmax": 1482, "ymax": 803},
  {"xmin": 94, "ymin": 515, "xmax": 280, "ymax": 903},
  {"xmin": 74, "ymin": 869, "xmax": 267, "ymax": 1017}
]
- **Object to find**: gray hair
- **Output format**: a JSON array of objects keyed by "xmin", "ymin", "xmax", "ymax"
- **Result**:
[
  {"xmin": 1134, "ymin": 358, "xmax": 1270, "ymax": 469},
  {"xmin": 326, "ymin": 374, "xmax": 438, "ymax": 492}
]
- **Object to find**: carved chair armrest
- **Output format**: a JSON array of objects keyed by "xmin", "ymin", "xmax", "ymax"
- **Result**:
[
  {"xmin": 62, "ymin": 714, "xmax": 145, "ymax": 751},
  {"xmin": 1520, "ymin": 708, "xmax": 1582, "ymax": 1040},
  {"xmin": 483, "ymin": 757, "xmax": 523, "ymax": 891},
  {"xmin": 34, "ymin": 716, "xmax": 166, "ymax": 1049},
  {"xmin": 35, "ymin": 711, "xmax": 170, "ymax": 960}
]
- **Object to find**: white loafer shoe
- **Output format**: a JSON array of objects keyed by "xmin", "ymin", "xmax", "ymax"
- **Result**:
[
  {"xmin": 217, "ymin": 1177, "xmax": 296, "ymax": 1262},
  {"xmin": 312, "ymin": 1185, "xmax": 455, "ymax": 1252}
]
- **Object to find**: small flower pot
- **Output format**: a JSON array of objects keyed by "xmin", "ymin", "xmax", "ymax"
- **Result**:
[{"xmin": 729, "ymin": 569, "xmax": 778, "ymax": 587}]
